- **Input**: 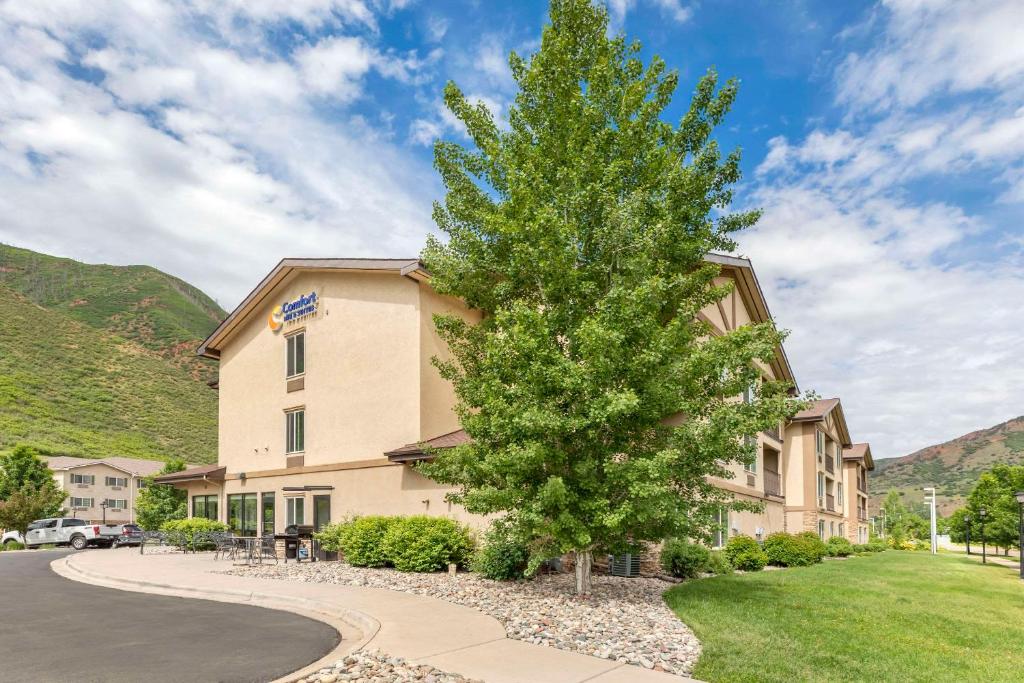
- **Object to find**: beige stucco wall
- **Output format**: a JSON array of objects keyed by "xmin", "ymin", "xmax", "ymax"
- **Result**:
[{"xmin": 57, "ymin": 464, "xmax": 141, "ymax": 523}]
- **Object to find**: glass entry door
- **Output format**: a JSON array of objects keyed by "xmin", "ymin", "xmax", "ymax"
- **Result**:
[
  {"xmin": 227, "ymin": 493, "xmax": 258, "ymax": 536},
  {"xmin": 313, "ymin": 495, "xmax": 331, "ymax": 531}
]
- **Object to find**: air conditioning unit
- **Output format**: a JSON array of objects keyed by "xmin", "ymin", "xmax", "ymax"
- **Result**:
[{"xmin": 608, "ymin": 554, "xmax": 641, "ymax": 578}]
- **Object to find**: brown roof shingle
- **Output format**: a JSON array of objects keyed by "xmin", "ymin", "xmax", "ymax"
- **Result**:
[
  {"xmin": 385, "ymin": 429, "xmax": 471, "ymax": 462},
  {"xmin": 791, "ymin": 398, "xmax": 840, "ymax": 422},
  {"xmin": 43, "ymin": 455, "xmax": 167, "ymax": 477}
]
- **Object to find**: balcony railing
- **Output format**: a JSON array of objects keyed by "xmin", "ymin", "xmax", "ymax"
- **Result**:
[
  {"xmin": 825, "ymin": 454, "xmax": 835, "ymax": 474},
  {"xmin": 764, "ymin": 469, "xmax": 783, "ymax": 497},
  {"xmin": 763, "ymin": 425, "xmax": 781, "ymax": 442},
  {"xmin": 858, "ymin": 509, "xmax": 868, "ymax": 522},
  {"xmin": 825, "ymin": 494, "xmax": 835, "ymax": 511},
  {"xmin": 858, "ymin": 479, "xmax": 868, "ymax": 493}
]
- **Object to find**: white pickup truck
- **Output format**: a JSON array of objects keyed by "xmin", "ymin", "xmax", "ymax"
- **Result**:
[{"xmin": 23, "ymin": 518, "xmax": 113, "ymax": 550}]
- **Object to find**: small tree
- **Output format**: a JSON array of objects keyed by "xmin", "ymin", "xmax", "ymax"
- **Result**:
[
  {"xmin": 967, "ymin": 465, "xmax": 1024, "ymax": 554},
  {"xmin": 0, "ymin": 485, "xmax": 67, "ymax": 537},
  {"xmin": 421, "ymin": 0, "xmax": 804, "ymax": 594},
  {"xmin": 0, "ymin": 445, "xmax": 58, "ymax": 501},
  {"xmin": 135, "ymin": 459, "xmax": 187, "ymax": 530}
]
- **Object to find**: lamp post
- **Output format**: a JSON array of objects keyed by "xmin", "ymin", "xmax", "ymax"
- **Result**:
[
  {"xmin": 100, "ymin": 500, "xmax": 109, "ymax": 525},
  {"xmin": 964, "ymin": 514, "xmax": 971, "ymax": 555},
  {"xmin": 1015, "ymin": 492, "xmax": 1024, "ymax": 581},
  {"xmin": 979, "ymin": 507, "xmax": 987, "ymax": 564}
]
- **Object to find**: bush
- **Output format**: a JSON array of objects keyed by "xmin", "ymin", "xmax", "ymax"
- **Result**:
[
  {"xmin": 825, "ymin": 536, "xmax": 854, "ymax": 557},
  {"xmin": 852, "ymin": 543, "xmax": 870, "ymax": 553},
  {"xmin": 724, "ymin": 535, "xmax": 768, "ymax": 572},
  {"xmin": 660, "ymin": 539, "xmax": 710, "ymax": 579},
  {"xmin": 763, "ymin": 532, "xmax": 821, "ymax": 567},
  {"xmin": 866, "ymin": 539, "xmax": 887, "ymax": 552},
  {"xmin": 160, "ymin": 518, "xmax": 227, "ymax": 550},
  {"xmin": 912, "ymin": 539, "xmax": 930, "ymax": 552},
  {"xmin": 0, "ymin": 541, "xmax": 25, "ymax": 551},
  {"xmin": 795, "ymin": 531, "xmax": 828, "ymax": 562},
  {"xmin": 706, "ymin": 550, "xmax": 733, "ymax": 575},
  {"xmin": 382, "ymin": 516, "xmax": 474, "ymax": 572},
  {"xmin": 315, "ymin": 516, "xmax": 399, "ymax": 566},
  {"xmin": 472, "ymin": 521, "xmax": 530, "ymax": 580}
]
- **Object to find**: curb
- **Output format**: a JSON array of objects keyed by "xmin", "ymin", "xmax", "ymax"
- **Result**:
[{"xmin": 52, "ymin": 554, "xmax": 381, "ymax": 682}]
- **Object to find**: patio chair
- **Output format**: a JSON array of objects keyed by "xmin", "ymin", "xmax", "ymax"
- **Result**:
[
  {"xmin": 212, "ymin": 532, "xmax": 237, "ymax": 560},
  {"xmin": 258, "ymin": 534, "xmax": 279, "ymax": 564},
  {"xmin": 140, "ymin": 530, "xmax": 167, "ymax": 555}
]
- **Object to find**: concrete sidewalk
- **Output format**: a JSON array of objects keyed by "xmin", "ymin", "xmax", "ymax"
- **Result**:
[{"xmin": 54, "ymin": 549, "xmax": 695, "ymax": 683}]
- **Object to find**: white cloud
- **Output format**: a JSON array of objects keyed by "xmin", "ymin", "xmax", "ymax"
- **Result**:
[
  {"xmin": 0, "ymin": 1, "xmax": 436, "ymax": 307},
  {"xmin": 744, "ymin": 0, "xmax": 1024, "ymax": 459}
]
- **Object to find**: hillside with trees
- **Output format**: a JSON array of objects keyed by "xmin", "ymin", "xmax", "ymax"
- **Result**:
[
  {"xmin": 872, "ymin": 416, "xmax": 1024, "ymax": 514},
  {"xmin": 0, "ymin": 247, "xmax": 221, "ymax": 463}
]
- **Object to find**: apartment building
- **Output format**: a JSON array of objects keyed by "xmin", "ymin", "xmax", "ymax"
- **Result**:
[
  {"xmin": 44, "ymin": 456, "xmax": 166, "ymax": 524},
  {"xmin": 155, "ymin": 255, "xmax": 871, "ymax": 553},
  {"xmin": 842, "ymin": 443, "xmax": 874, "ymax": 544}
]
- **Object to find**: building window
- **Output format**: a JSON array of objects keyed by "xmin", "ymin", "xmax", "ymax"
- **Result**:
[
  {"xmin": 192, "ymin": 495, "xmax": 219, "ymax": 521},
  {"xmin": 105, "ymin": 476, "xmax": 128, "ymax": 488},
  {"xmin": 817, "ymin": 519, "xmax": 825, "ymax": 539},
  {"xmin": 286, "ymin": 409, "xmax": 305, "ymax": 453},
  {"xmin": 227, "ymin": 493, "xmax": 258, "ymax": 536},
  {"xmin": 136, "ymin": 479, "xmax": 147, "ymax": 489},
  {"xmin": 815, "ymin": 430, "xmax": 825, "ymax": 458},
  {"xmin": 286, "ymin": 332, "xmax": 305, "ymax": 378},
  {"xmin": 262, "ymin": 492, "xmax": 275, "ymax": 535},
  {"xmin": 105, "ymin": 499, "xmax": 128, "ymax": 510},
  {"xmin": 71, "ymin": 474, "xmax": 95, "ymax": 485},
  {"xmin": 837, "ymin": 482, "xmax": 844, "ymax": 507},
  {"xmin": 287, "ymin": 497, "xmax": 305, "ymax": 526},
  {"xmin": 839, "ymin": 522, "xmax": 845, "ymax": 537},
  {"xmin": 817, "ymin": 472, "xmax": 825, "ymax": 499},
  {"xmin": 830, "ymin": 521, "xmax": 835, "ymax": 537},
  {"xmin": 711, "ymin": 506, "xmax": 727, "ymax": 548},
  {"xmin": 70, "ymin": 497, "xmax": 94, "ymax": 508}
]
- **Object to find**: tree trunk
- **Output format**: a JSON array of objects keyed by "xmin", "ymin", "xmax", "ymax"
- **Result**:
[{"xmin": 574, "ymin": 549, "xmax": 592, "ymax": 596}]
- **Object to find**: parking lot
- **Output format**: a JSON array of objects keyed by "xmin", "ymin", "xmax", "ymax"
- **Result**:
[{"xmin": 0, "ymin": 550, "xmax": 339, "ymax": 682}]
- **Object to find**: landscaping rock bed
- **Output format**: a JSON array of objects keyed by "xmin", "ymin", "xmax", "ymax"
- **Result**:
[
  {"xmin": 297, "ymin": 651, "xmax": 479, "ymax": 683},
  {"xmin": 225, "ymin": 562, "xmax": 701, "ymax": 677}
]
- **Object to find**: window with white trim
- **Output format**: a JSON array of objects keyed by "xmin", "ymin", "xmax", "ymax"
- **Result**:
[
  {"xmin": 287, "ymin": 497, "xmax": 305, "ymax": 526},
  {"xmin": 815, "ymin": 430, "xmax": 825, "ymax": 457},
  {"xmin": 817, "ymin": 519, "xmax": 825, "ymax": 539},
  {"xmin": 286, "ymin": 409, "xmax": 305, "ymax": 453},
  {"xmin": 70, "ymin": 474, "xmax": 95, "ymax": 485},
  {"xmin": 837, "ymin": 482, "xmax": 844, "ymax": 508},
  {"xmin": 70, "ymin": 497, "xmax": 93, "ymax": 508},
  {"xmin": 817, "ymin": 472, "xmax": 825, "ymax": 499},
  {"xmin": 286, "ymin": 332, "xmax": 305, "ymax": 378},
  {"xmin": 105, "ymin": 476, "xmax": 128, "ymax": 487},
  {"xmin": 104, "ymin": 499, "xmax": 128, "ymax": 510}
]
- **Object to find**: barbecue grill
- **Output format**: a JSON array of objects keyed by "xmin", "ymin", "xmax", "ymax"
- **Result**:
[{"xmin": 276, "ymin": 524, "xmax": 316, "ymax": 561}]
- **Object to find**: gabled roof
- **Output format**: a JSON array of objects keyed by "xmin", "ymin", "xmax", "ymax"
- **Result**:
[
  {"xmin": 198, "ymin": 258, "xmax": 429, "ymax": 359},
  {"xmin": 385, "ymin": 429, "xmax": 470, "ymax": 463},
  {"xmin": 43, "ymin": 455, "xmax": 167, "ymax": 477},
  {"xmin": 790, "ymin": 397, "xmax": 853, "ymax": 446},
  {"xmin": 152, "ymin": 464, "xmax": 226, "ymax": 484},
  {"xmin": 842, "ymin": 443, "xmax": 874, "ymax": 471},
  {"xmin": 704, "ymin": 253, "xmax": 798, "ymax": 391}
]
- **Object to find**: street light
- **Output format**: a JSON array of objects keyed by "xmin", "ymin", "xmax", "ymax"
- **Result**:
[
  {"xmin": 1015, "ymin": 491, "xmax": 1024, "ymax": 581},
  {"xmin": 964, "ymin": 514, "xmax": 971, "ymax": 555},
  {"xmin": 979, "ymin": 507, "xmax": 987, "ymax": 564},
  {"xmin": 100, "ymin": 500, "xmax": 109, "ymax": 525}
]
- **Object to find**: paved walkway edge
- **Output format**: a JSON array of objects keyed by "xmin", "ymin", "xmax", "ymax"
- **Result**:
[{"xmin": 52, "ymin": 555, "xmax": 374, "ymax": 683}]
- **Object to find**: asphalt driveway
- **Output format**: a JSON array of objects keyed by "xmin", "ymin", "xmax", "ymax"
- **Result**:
[{"xmin": 0, "ymin": 550, "xmax": 339, "ymax": 682}]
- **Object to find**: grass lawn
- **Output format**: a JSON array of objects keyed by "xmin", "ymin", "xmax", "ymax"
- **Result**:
[{"xmin": 664, "ymin": 551, "xmax": 1024, "ymax": 683}]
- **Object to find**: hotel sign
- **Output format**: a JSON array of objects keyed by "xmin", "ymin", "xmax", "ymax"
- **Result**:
[{"xmin": 269, "ymin": 291, "xmax": 319, "ymax": 332}]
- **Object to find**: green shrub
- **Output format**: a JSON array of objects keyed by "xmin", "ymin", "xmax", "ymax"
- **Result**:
[
  {"xmin": 825, "ymin": 536, "xmax": 854, "ymax": 557},
  {"xmin": 763, "ymin": 532, "xmax": 821, "ymax": 567},
  {"xmin": 866, "ymin": 539, "xmax": 888, "ymax": 552},
  {"xmin": 471, "ymin": 521, "xmax": 530, "ymax": 580},
  {"xmin": 706, "ymin": 550, "xmax": 733, "ymax": 575},
  {"xmin": 660, "ymin": 539, "xmax": 710, "ymax": 579},
  {"xmin": 316, "ymin": 516, "xmax": 399, "ymax": 566},
  {"xmin": 912, "ymin": 539, "xmax": 930, "ymax": 552},
  {"xmin": 160, "ymin": 518, "xmax": 227, "ymax": 550},
  {"xmin": 795, "ymin": 531, "xmax": 828, "ymax": 562},
  {"xmin": 852, "ymin": 543, "xmax": 869, "ymax": 553},
  {"xmin": 382, "ymin": 516, "xmax": 474, "ymax": 572},
  {"xmin": 724, "ymin": 535, "xmax": 767, "ymax": 571},
  {"xmin": 0, "ymin": 541, "xmax": 25, "ymax": 551}
]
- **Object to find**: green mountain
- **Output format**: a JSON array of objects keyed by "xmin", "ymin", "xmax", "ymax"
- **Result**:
[
  {"xmin": 0, "ymin": 245, "xmax": 224, "ymax": 463},
  {"xmin": 872, "ymin": 416, "xmax": 1024, "ymax": 515},
  {"xmin": 0, "ymin": 244, "xmax": 225, "ymax": 383}
]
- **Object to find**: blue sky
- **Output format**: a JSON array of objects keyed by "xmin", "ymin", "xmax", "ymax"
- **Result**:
[{"xmin": 1, "ymin": 1, "xmax": 1023, "ymax": 460}]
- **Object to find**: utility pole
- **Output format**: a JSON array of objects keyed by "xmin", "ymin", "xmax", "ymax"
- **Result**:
[{"xmin": 924, "ymin": 487, "xmax": 937, "ymax": 555}]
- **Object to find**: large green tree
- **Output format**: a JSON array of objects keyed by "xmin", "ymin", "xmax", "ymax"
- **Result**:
[
  {"xmin": 421, "ymin": 0, "xmax": 804, "ymax": 594},
  {"xmin": 966, "ymin": 464, "xmax": 1024, "ymax": 554},
  {"xmin": 135, "ymin": 459, "xmax": 187, "ymax": 530},
  {"xmin": 0, "ymin": 445, "xmax": 59, "ymax": 501}
]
